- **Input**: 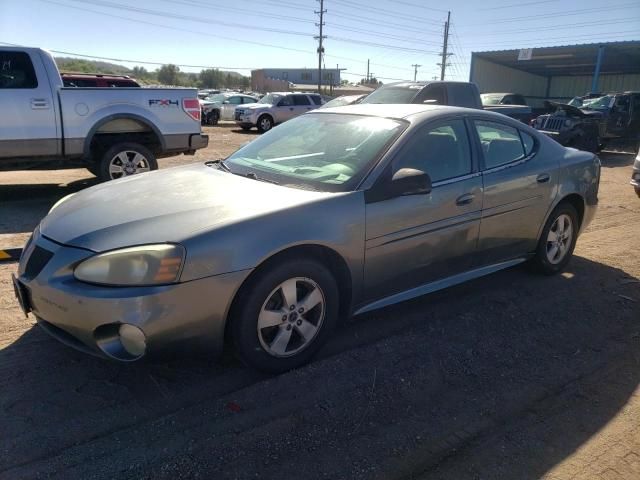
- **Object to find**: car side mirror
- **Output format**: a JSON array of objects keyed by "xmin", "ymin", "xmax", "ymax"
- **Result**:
[
  {"xmin": 366, "ymin": 168, "xmax": 432, "ymax": 203},
  {"xmin": 423, "ymin": 99, "xmax": 439, "ymax": 104}
]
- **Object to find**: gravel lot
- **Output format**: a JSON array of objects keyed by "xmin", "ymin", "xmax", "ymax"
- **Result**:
[{"xmin": 1, "ymin": 125, "xmax": 639, "ymax": 479}]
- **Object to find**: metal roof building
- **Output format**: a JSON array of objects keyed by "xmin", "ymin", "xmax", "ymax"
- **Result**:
[{"xmin": 469, "ymin": 41, "xmax": 640, "ymax": 106}]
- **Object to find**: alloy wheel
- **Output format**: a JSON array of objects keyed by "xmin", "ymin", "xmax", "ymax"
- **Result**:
[
  {"xmin": 109, "ymin": 151, "xmax": 151, "ymax": 179},
  {"xmin": 257, "ymin": 277, "xmax": 325, "ymax": 358},
  {"xmin": 546, "ymin": 213, "xmax": 573, "ymax": 264}
]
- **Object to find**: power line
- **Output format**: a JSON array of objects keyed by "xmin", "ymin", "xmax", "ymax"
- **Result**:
[
  {"xmin": 460, "ymin": 2, "xmax": 639, "ymax": 25},
  {"xmin": 388, "ymin": 0, "xmax": 448, "ymax": 12},
  {"xmin": 329, "ymin": 11, "xmax": 442, "ymax": 35},
  {"xmin": 327, "ymin": 23, "xmax": 442, "ymax": 45},
  {"xmin": 331, "ymin": 0, "xmax": 443, "ymax": 25},
  {"xmin": 478, "ymin": 0, "xmax": 558, "ymax": 10},
  {"xmin": 328, "ymin": 36, "xmax": 440, "ymax": 55},
  {"xmin": 460, "ymin": 18, "xmax": 640, "ymax": 36}
]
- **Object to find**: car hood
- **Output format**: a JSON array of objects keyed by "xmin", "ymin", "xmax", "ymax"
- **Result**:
[
  {"xmin": 40, "ymin": 164, "xmax": 331, "ymax": 252},
  {"xmin": 546, "ymin": 101, "xmax": 603, "ymax": 118}
]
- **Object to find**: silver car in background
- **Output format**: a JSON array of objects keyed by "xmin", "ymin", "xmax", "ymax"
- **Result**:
[
  {"xmin": 13, "ymin": 104, "xmax": 600, "ymax": 372},
  {"xmin": 201, "ymin": 93, "xmax": 259, "ymax": 125}
]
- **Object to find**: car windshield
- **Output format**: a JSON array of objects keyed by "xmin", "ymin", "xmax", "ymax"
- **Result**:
[
  {"xmin": 360, "ymin": 86, "xmax": 419, "ymax": 104},
  {"xmin": 582, "ymin": 95, "xmax": 612, "ymax": 110},
  {"xmin": 224, "ymin": 113, "xmax": 406, "ymax": 192},
  {"xmin": 259, "ymin": 93, "xmax": 281, "ymax": 104},
  {"xmin": 205, "ymin": 94, "xmax": 226, "ymax": 102},
  {"xmin": 480, "ymin": 94, "xmax": 504, "ymax": 105}
]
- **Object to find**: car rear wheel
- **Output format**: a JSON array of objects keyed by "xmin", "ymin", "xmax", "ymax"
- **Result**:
[
  {"xmin": 99, "ymin": 142, "xmax": 157, "ymax": 182},
  {"xmin": 530, "ymin": 203, "xmax": 578, "ymax": 274},
  {"xmin": 207, "ymin": 110, "xmax": 219, "ymax": 126},
  {"xmin": 257, "ymin": 115, "xmax": 274, "ymax": 133},
  {"xmin": 231, "ymin": 259, "xmax": 339, "ymax": 373}
]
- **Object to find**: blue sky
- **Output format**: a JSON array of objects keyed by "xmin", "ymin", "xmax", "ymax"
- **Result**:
[{"xmin": 1, "ymin": 0, "xmax": 639, "ymax": 82}]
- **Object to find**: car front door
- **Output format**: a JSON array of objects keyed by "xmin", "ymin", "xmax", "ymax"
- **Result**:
[
  {"xmin": 0, "ymin": 50, "xmax": 58, "ymax": 158},
  {"xmin": 220, "ymin": 96, "xmax": 243, "ymax": 120},
  {"xmin": 472, "ymin": 119, "xmax": 557, "ymax": 265},
  {"xmin": 363, "ymin": 118, "xmax": 483, "ymax": 302},
  {"xmin": 273, "ymin": 95, "xmax": 296, "ymax": 123}
]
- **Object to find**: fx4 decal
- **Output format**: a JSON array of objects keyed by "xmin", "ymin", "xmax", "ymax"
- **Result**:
[{"xmin": 149, "ymin": 99, "xmax": 179, "ymax": 107}]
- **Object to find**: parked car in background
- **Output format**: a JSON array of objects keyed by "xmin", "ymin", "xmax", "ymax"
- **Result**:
[
  {"xmin": 14, "ymin": 104, "xmax": 600, "ymax": 372},
  {"xmin": 201, "ymin": 92, "xmax": 259, "ymax": 125},
  {"xmin": 481, "ymin": 92, "xmax": 527, "ymax": 106},
  {"xmin": 234, "ymin": 92, "xmax": 324, "ymax": 132},
  {"xmin": 198, "ymin": 89, "xmax": 220, "ymax": 99},
  {"xmin": 632, "ymin": 148, "xmax": 640, "ymax": 198},
  {"xmin": 319, "ymin": 94, "xmax": 367, "ymax": 109},
  {"xmin": 61, "ymin": 72, "xmax": 140, "ymax": 88},
  {"xmin": 0, "ymin": 46, "xmax": 208, "ymax": 181},
  {"xmin": 533, "ymin": 92, "xmax": 640, "ymax": 152},
  {"xmin": 361, "ymin": 81, "xmax": 532, "ymax": 123}
]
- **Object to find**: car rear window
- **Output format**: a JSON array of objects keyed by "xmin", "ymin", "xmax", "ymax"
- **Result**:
[
  {"xmin": 293, "ymin": 95, "xmax": 311, "ymax": 106},
  {"xmin": 474, "ymin": 120, "xmax": 527, "ymax": 169},
  {"xmin": 360, "ymin": 86, "xmax": 419, "ymax": 104}
]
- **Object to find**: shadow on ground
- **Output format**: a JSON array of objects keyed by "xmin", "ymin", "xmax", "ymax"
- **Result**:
[{"xmin": 1, "ymin": 255, "xmax": 638, "ymax": 479}]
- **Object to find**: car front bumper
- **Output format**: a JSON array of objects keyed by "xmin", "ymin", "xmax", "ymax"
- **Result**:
[{"xmin": 14, "ymin": 230, "xmax": 250, "ymax": 361}]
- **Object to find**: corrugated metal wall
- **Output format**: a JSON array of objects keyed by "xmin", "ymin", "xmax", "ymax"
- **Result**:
[
  {"xmin": 470, "ymin": 57, "xmax": 547, "ymax": 96},
  {"xmin": 549, "ymin": 74, "xmax": 640, "ymax": 98}
]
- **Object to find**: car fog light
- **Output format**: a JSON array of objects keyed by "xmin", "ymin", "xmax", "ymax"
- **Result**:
[{"xmin": 119, "ymin": 324, "xmax": 146, "ymax": 357}]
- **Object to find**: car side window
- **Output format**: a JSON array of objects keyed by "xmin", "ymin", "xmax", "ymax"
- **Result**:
[
  {"xmin": 520, "ymin": 131, "xmax": 535, "ymax": 156},
  {"xmin": 393, "ymin": 119, "xmax": 471, "ymax": 183},
  {"xmin": 242, "ymin": 97, "xmax": 256, "ymax": 104},
  {"xmin": 474, "ymin": 120, "xmax": 527, "ymax": 169},
  {"xmin": 228, "ymin": 96, "xmax": 243, "ymax": 105},
  {"xmin": 278, "ymin": 95, "xmax": 294, "ymax": 107},
  {"xmin": 293, "ymin": 95, "xmax": 311, "ymax": 106},
  {"xmin": 415, "ymin": 85, "xmax": 446, "ymax": 105},
  {"xmin": 0, "ymin": 51, "xmax": 38, "ymax": 89}
]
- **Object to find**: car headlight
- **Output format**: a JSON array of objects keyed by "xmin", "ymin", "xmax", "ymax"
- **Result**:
[
  {"xmin": 74, "ymin": 244, "xmax": 185, "ymax": 286},
  {"xmin": 564, "ymin": 119, "xmax": 573, "ymax": 127},
  {"xmin": 49, "ymin": 193, "xmax": 75, "ymax": 214}
]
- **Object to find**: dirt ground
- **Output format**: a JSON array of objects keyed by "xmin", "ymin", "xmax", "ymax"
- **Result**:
[{"xmin": 1, "ymin": 125, "xmax": 639, "ymax": 479}]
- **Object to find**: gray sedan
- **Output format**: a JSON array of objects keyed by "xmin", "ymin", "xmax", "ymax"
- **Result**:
[{"xmin": 13, "ymin": 104, "xmax": 600, "ymax": 372}]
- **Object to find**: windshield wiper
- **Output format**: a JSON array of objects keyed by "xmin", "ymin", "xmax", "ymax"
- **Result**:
[
  {"xmin": 206, "ymin": 159, "xmax": 231, "ymax": 172},
  {"xmin": 245, "ymin": 172, "xmax": 280, "ymax": 185}
]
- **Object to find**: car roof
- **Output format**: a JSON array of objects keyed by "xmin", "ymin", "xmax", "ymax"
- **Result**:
[
  {"xmin": 312, "ymin": 103, "xmax": 536, "ymax": 126},
  {"xmin": 268, "ymin": 92, "xmax": 316, "ymax": 96}
]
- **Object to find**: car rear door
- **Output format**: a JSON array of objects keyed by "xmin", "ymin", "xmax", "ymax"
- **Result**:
[
  {"xmin": 363, "ymin": 118, "xmax": 483, "ymax": 302},
  {"xmin": 606, "ymin": 95, "xmax": 631, "ymax": 138},
  {"xmin": 0, "ymin": 49, "xmax": 59, "ymax": 157},
  {"xmin": 273, "ymin": 95, "xmax": 296, "ymax": 123},
  {"xmin": 292, "ymin": 94, "xmax": 314, "ymax": 117},
  {"xmin": 472, "ymin": 119, "xmax": 557, "ymax": 265},
  {"xmin": 221, "ymin": 95, "xmax": 243, "ymax": 120}
]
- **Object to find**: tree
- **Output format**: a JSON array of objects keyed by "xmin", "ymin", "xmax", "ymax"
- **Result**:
[
  {"xmin": 240, "ymin": 76, "xmax": 250, "ymax": 89},
  {"xmin": 157, "ymin": 64, "xmax": 180, "ymax": 85},
  {"xmin": 225, "ymin": 73, "xmax": 233, "ymax": 88},
  {"xmin": 131, "ymin": 66, "xmax": 149, "ymax": 79},
  {"xmin": 199, "ymin": 68, "xmax": 221, "ymax": 88}
]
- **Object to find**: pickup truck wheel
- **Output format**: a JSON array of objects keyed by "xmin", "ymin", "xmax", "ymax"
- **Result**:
[
  {"xmin": 99, "ymin": 143, "xmax": 157, "ymax": 182},
  {"xmin": 257, "ymin": 115, "xmax": 274, "ymax": 133}
]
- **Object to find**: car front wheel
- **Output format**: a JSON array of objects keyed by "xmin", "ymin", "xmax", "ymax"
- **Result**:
[
  {"xmin": 257, "ymin": 115, "xmax": 274, "ymax": 133},
  {"xmin": 531, "ymin": 203, "xmax": 579, "ymax": 274},
  {"xmin": 231, "ymin": 259, "xmax": 339, "ymax": 373}
]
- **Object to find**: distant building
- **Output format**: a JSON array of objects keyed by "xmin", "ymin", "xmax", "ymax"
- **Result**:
[{"xmin": 252, "ymin": 68, "xmax": 341, "ymax": 92}]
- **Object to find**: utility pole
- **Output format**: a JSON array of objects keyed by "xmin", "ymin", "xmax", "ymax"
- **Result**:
[
  {"xmin": 411, "ymin": 64, "xmax": 421, "ymax": 82},
  {"xmin": 366, "ymin": 58, "xmax": 370, "ymax": 83},
  {"xmin": 439, "ymin": 11, "xmax": 451, "ymax": 81},
  {"xmin": 314, "ymin": 0, "xmax": 326, "ymax": 93}
]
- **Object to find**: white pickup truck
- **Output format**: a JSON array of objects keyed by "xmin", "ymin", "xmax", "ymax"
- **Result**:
[{"xmin": 0, "ymin": 47, "xmax": 208, "ymax": 181}]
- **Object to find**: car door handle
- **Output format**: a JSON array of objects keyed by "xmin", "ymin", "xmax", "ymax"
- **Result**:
[
  {"xmin": 31, "ymin": 98, "xmax": 49, "ymax": 109},
  {"xmin": 537, "ymin": 173, "xmax": 550, "ymax": 183},
  {"xmin": 456, "ymin": 193, "xmax": 475, "ymax": 206}
]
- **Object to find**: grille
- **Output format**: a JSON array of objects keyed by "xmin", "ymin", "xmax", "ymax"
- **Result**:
[
  {"xmin": 543, "ymin": 117, "xmax": 564, "ymax": 132},
  {"xmin": 23, "ymin": 246, "xmax": 54, "ymax": 280}
]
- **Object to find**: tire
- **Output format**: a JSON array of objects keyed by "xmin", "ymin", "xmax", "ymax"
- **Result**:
[
  {"xmin": 231, "ymin": 258, "xmax": 339, "ymax": 373},
  {"xmin": 86, "ymin": 164, "xmax": 100, "ymax": 177},
  {"xmin": 98, "ymin": 142, "xmax": 157, "ymax": 182},
  {"xmin": 256, "ymin": 114, "xmax": 274, "ymax": 133},
  {"xmin": 207, "ymin": 110, "xmax": 219, "ymax": 126},
  {"xmin": 530, "ymin": 203, "xmax": 579, "ymax": 275}
]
